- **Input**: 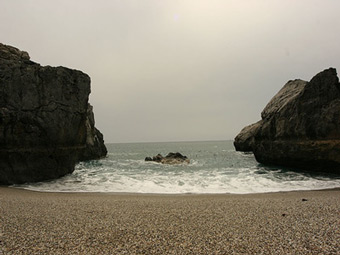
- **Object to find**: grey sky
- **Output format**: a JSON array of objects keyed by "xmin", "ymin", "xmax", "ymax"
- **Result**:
[{"xmin": 1, "ymin": 0, "xmax": 340, "ymax": 143}]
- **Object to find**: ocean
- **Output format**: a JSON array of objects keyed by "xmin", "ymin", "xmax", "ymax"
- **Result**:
[{"xmin": 16, "ymin": 140, "xmax": 340, "ymax": 194}]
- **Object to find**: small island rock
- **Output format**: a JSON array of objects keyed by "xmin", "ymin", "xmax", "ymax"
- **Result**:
[{"xmin": 145, "ymin": 152, "xmax": 190, "ymax": 165}]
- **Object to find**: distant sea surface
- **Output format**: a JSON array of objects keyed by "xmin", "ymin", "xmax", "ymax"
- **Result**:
[{"xmin": 16, "ymin": 141, "xmax": 340, "ymax": 194}]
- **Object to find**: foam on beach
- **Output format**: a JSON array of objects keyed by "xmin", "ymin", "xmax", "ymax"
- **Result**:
[{"xmin": 15, "ymin": 141, "xmax": 340, "ymax": 194}]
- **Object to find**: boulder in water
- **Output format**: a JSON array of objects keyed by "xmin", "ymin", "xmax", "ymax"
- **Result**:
[{"xmin": 145, "ymin": 152, "xmax": 190, "ymax": 164}]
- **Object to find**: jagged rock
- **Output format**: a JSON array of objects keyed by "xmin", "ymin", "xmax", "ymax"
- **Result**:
[
  {"xmin": 0, "ymin": 43, "xmax": 107, "ymax": 184},
  {"xmin": 152, "ymin": 154, "xmax": 164, "ymax": 162},
  {"xmin": 145, "ymin": 152, "xmax": 190, "ymax": 164},
  {"xmin": 234, "ymin": 68, "xmax": 340, "ymax": 173},
  {"xmin": 78, "ymin": 104, "xmax": 107, "ymax": 161}
]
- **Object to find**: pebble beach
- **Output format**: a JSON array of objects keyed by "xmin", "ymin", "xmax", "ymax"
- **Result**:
[{"xmin": 1, "ymin": 187, "xmax": 339, "ymax": 254}]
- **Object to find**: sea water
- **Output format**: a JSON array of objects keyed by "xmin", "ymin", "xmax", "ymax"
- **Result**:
[{"xmin": 16, "ymin": 140, "xmax": 340, "ymax": 194}]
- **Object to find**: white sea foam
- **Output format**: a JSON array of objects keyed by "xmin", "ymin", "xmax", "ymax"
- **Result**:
[{"xmin": 15, "ymin": 141, "xmax": 340, "ymax": 194}]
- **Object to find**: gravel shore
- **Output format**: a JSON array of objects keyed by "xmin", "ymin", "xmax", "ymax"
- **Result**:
[{"xmin": 0, "ymin": 187, "xmax": 339, "ymax": 254}]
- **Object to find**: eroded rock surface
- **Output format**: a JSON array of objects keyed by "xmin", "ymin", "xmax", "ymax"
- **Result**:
[
  {"xmin": 0, "ymin": 43, "xmax": 107, "ymax": 184},
  {"xmin": 234, "ymin": 68, "xmax": 340, "ymax": 173}
]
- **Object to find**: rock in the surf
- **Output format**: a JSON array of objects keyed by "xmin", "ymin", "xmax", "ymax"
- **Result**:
[
  {"xmin": 0, "ymin": 43, "xmax": 107, "ymax": 184},
  {"xmin": 145, "ymin": 152, "xmax": 190, "ymax": 164},
  {"xmin": 234, "ymin": 68, "xmax": 340, "ymax": 174}
]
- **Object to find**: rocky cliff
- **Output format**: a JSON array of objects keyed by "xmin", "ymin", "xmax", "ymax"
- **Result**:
[
  {"xmin": 0, "ymin": 43, "xmax": 107, "ymax": 184},
  {"xmin": 234, "ymin": 68, "xmax": 340, "ymax": 174}
]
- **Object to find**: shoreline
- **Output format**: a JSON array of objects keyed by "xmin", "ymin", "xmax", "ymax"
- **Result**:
[
  {"xmin": 5, "ymin": 185, "xmax": 340, "ymax": 196},
  {"xmin": 1, "ymin": 187, "xmax": 339, "ymax": 254}
]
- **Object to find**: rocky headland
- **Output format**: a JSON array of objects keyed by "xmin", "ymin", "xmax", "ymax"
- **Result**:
[
  {"xmin": 234, "ymin": 68, "xmax": 340, "ymax": 174},
  {"xmin": 0, "ymin": 43, "xmax": 107, "ymax": 184}
]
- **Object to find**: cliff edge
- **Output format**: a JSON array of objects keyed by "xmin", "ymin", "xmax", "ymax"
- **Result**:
[{"xmin": 0, "ymin": 43, "xmax": 107, "ymax": 184}]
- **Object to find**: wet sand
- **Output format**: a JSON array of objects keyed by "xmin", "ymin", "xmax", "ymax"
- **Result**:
[{"xmin": 0, "ymin": 187, "xmax": 339, "ymax": 254}]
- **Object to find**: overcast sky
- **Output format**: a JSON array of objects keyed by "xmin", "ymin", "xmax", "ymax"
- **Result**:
[{"xmin": 1, "ymin": 0, "xmax": 340, "ymax": 143}]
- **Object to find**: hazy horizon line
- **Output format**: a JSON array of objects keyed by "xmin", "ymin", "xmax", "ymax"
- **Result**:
[{"xmin": 106, "ymin": 138, "xmax": 233, "ymax": 145}]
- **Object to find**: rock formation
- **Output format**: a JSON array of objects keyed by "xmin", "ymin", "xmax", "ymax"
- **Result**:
[
  {"xmin": 79, "ymin": 104, "xmax": 107, "ymax": 161},
  {"xmin": 145, "ymin": 152, "xmax": 190, "ymax": 164},
  {"xmin": 234, "ymin": 68, "xmax": 340, "ymax": 174},
  {"xmin": 0, "ymin": 43, "xmax": 107, "ymax": 184}
]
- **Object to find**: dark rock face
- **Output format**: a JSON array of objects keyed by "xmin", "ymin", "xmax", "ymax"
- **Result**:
[
  {"xmin": 0, "ymin": 43, "xmax": 107, "ymax": 184},
  {"xmin": 145, "ymin": 152, "xmax": 190, "ymax": 164},
  {"xmin": 234, "ymin": 68, "xmax": 340, "ymax": 173},
  {"xmin": 78, "ymin": 104, "xmax": 108, "ymax": 161},
  {"xmin": 233, "ymin": 121, "xmax": 262, "ymax": 152}
]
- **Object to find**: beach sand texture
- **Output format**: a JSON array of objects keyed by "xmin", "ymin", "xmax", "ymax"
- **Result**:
[{"xmin": 0, "ymin": 187, "xmax": 339, "ymax": 254}]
